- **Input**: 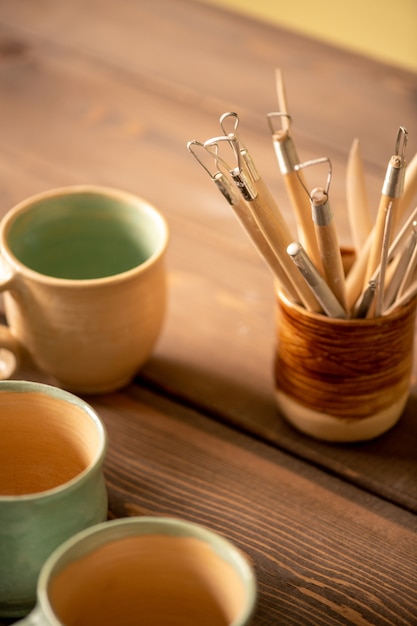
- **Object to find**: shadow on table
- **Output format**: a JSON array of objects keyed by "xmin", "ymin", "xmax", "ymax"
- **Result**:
[{"xmin": 139, "ymin": 356, "xmax": 417, "ymax": 514}]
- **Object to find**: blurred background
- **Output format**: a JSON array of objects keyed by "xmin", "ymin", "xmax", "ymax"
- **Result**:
[{"xmin": 196, "ymin": 0, "xmax": 417, "ymax": 73}]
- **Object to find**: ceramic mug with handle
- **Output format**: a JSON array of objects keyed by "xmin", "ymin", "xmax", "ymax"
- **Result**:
[
  {"xmin": 16, "ymin": 516, "xmax": 257, "ymax": 626},
  {"xmin": 0, "ymin": 185, "xmax": 169, "ymax": 394},
  {"xmin": 0, "ymin": 380, "xmax": 108, "ymax": 617}
]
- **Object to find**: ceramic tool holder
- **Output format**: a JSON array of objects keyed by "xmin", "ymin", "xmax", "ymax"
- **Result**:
[{"xmin": 274, "ymin": 290, "xmax": 417, "ymax": 442}]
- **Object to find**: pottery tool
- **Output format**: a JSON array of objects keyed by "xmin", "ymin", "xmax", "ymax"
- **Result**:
[
  {"xmin": 398, "ymin": 150, "xmax": 417, "ymax": 219},
  {"xmin": 267, "ymin": 70, "xmax": 322, "ymax": 271},
  {"xmin": 346, "ymin": 138, "xmax": 372, "ymax": 251},
  {"xmin": 374, "ymin": 201, "xmax": 394, "ymax": 316},
  {"xmin": 203, "ymin": 132, "xmax": 322, "ymax": 312},
  {"xmin": 363, "ymin": 126, "xmax": 408, "ymax": 285},
  {"xmin": 267, "ymin": 112, "xmax": 323, "ymax": 272},
  {"xmin": 187, "ymin": 139, "xmax": 297, "ymax": 298},
  {"xmin": 383, "ymin": 219, "xmax": 417, "ymax": 308},
  {"xmin": 347, "ymin": 204, "xmax": 417, "ymax": 314},
  {"xmin": 188, "ymin": 87, "xmax": 415, "ymax": 322},
  {"xmin": 352, "ymin": 279, "xmax": 378, "ymax": 318},
  {"xmin": 287, "ymin": 242, "xmax": 346, "ymax": 318},
  {"xmin": 384, "ymin": 276, "xmax": 417, "ymax": 315},
  {"xmin": 294, "ymin": 157, "xmax": 347, "ymax": 311},
  {"xmin": 347, "ymin": 143, "xmax": 415, "ymax": 311},
  {"xmin": 350, "ymin": 205, "xmax": 417, "ymax": 312},
  {"xmin": 275, "ymin": 68, "xmax": 291, "ymax": 133}
]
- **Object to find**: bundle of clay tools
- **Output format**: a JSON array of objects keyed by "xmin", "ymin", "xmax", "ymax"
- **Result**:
[{"xmin": 187, "ymin": 71, "xmax": 417, "ymax": 319}]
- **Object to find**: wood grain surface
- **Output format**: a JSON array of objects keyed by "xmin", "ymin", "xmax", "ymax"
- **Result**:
[
  {"xmin": 0, "ymin": 0, "xmax": 415, "ymax": 512},
  {"xmin": 0, "ymin": 1, "xmax": 416, "ymax": 623},
  {"xmin": 3, "ymin": 384, "xmax": 417, "ymax": 625}
]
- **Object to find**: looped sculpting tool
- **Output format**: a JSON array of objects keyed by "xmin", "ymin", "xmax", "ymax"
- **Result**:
[
  {"xmin": 202, "ymin": 131, "xmax": 321, "ymax": 312},
  {"xmin": 187, "ymin": 81, "xmax": 416, "ymax": 321},
  {"xmin": 294, "ymin": 157, "xmax": 347, "ymax": 311},
  {"xmin": 204, "ymin": 133, "xmax": 257, "ymax": 201},
  {"xmin": 267, "ymin": 111, "xmax": 322, "ymax": 272},
  {"xmin": 187, "ymin": 139, "xmax": 238, "ymax": 205},
  {"xmin": 187, "ymin": 139, "xmax": 297, "ymax": 297},
  {"xmin": 219, "ymin": 111, "xmax": 259, "ymax": 182}
]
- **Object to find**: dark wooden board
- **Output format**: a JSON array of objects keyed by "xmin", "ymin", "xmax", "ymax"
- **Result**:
[
  {"xmin": 0, "ymin": 0, "xmax": 416, "ymax": 517},
  {"xmin": 2, "ymin": 386, "xmax": 417, "ymax": 624}
]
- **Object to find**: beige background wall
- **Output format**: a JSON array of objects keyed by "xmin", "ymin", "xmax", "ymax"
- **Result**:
[{"xmin": 196, "ymin": 0, "xmax": 417, "ymax": 73}]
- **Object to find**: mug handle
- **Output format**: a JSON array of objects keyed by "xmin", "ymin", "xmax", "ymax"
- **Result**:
[
  {"xmin": 14, "ymin": 607, "xmax": 43, "ymax": 625},
  {"xmin": 0, "ymin": 256, "xmax": 22, "ymax": 378}
]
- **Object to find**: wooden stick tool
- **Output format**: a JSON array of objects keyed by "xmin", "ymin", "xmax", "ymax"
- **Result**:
[
  {"xmin": 295, "ymin": 157, "xmax": 347, "ymax": 312},
  {"xmin": 287, "ymin": 242, "xmax": 346, "ymax": 318},
  {"xmin": 346, "ymin": 137, "xmax": 373, "ymax": 251},
  {"xmin": 363, "ymin": 126, "xmax": 408, "ymax": 285},
  {"xmin": 267, "ymin": 112, "xmax": 323, "ymax": 272},
  {"xmin": 187, "ymin": 139, "xmax": 297, "ymax": 298},
  {"xmin": 203, "ymin": 132, "xmax": 321, "ymax": 312}
]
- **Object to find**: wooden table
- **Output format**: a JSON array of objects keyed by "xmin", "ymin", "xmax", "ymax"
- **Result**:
[{"xmin": 0, "ymin": 1, "xmax": 417, "ymax": 623}]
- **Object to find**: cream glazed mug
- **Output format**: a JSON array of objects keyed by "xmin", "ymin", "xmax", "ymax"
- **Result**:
[
  {"xmin": 0, "ymin": 380, "xmax": 108, "ymax": 618},
  {"xmin": 15, "ymin": 516, "xmax": 257, "ymax": 626},
  {"xmin": 0, "ymin": 185, "xmax": 169, "ymax": 394}
]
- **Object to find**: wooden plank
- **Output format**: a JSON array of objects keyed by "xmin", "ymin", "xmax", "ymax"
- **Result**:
[
  {"xmin": 100, "ymin": 387, "xmax": 417, "ymax": 625},
  {"xmin": 3, "ymin": 387, "xmax": 416, "ymax": 625},
  {"xmin": 1, "ymin": 0, "xmax": 417, "ymax": 154},
  {"xmin": 1, "ymin": 0, "xmax": 417, "ymax": 182},
  {"xmin": 0, "ymin": 0, "xmax": 416, "ymax": 514}
]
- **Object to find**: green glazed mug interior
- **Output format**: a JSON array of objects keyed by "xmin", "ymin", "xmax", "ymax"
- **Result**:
[
  {"xmin": 4, "ymin": 188, "xmax": 165, "ymax": 280},
  {"xmin": 0, "ymin": 185, "xmax": 169, "ymax": 393}
]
